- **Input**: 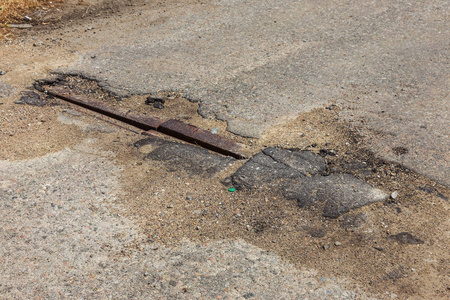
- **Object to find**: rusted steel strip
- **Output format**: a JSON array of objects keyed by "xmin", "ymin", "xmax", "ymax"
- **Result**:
[
  {"xmin": 159, "ymin": 119, "xmax": 246, "ymax": 159},
  {"xmin": 47, "ymin": 88, "xmax": 164, "ymax": 130},
  {"xmin": 47, "ymin": 88, "xmax": 247, "ymax": 159}
]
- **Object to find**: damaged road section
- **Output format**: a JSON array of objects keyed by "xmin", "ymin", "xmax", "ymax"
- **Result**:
[
  {"xmin": 232, "ymin": 147, "xmax": 388, "ymax": 218},
  {"xmin": 284, "ymin": 174, "xmax": 388, "ymax": 218},
  {"xmin": 46, "ymin": 88, "xmax": 247, "ymax": 159},
  {"xmin": 135, "ymin": 136, "xmax": 235, "ymax": 176}
]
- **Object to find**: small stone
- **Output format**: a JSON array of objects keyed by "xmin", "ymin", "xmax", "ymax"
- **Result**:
[
  {"xmin": 243, "ymin": 292, "xmax": 255, "ymax": 299},
  {"xmin": 334, "ymin": 241, "xmax": 342, "ymax": 246},
  {"xmin": 319, "ymin": 149, "xmax": 338, "ymax": 156},
  {"xmin": 186, "ymin": 196, "xmax": 193, "ymax": 200},
  {"xmin": 323, "ymin": 245, "xmax": 330, "ymax": 250},
  {"xmin": 167, "ymin": 204, "xmax": 174, "ymax": 208},
  {"xmin": 211, "ymin": 127, "xmax": 219, "ymax": 134},
  {"xmin": 391, "ymin": 191, "xmax": 398, "ymax": 199},
  {"xmin": 0, "ymin": 70, "xmax": 6, "ymax": 75},
  {"xmin": 145, "ymin": 96, "xmax": 165, "ymax": 105},
  {"xmin": 154, "ymin": 102, "xmax": 164, "ymax": 109}
]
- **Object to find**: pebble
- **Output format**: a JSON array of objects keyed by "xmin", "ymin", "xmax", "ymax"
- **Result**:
[
  {"xmin": 145, "ymin": 96, "xmax": 165, "ymax": 105},
  {"xmin": 154, "ymin": 102, "xmax": 164, "ymax": 109},
  {"xmin": 334, "ymin": 241, "xmax": 342, "ymax": 246},
  {"xmin": 211, "ymin": 127, "xmax": 219, "ymax": 134},
  {"xmin": 323, "ymin": 245, "xmax": 330, "ymax": 250},
  {"xmin": 167, "ymin": 204, "xmax": 174, "ymax": 208},
  {"xmin": 0, "ymin": 70, "xmax": 6, "ymax": 75},
  {"xmin": 391, "ymin": 191, "xmax": 398, "ymax": 199}
]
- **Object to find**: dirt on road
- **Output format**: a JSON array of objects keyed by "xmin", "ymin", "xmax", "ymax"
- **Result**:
[{"xmin": 1, "ymin": 1, "xmax": 449, "ymax": 299}]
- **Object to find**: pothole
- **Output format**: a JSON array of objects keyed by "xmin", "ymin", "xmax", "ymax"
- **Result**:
[
  {"xmin": 34, "ymin": 74, "xmax": 244, "ymax": 142},
  {"xmin": 10, "ymin": 74, "xmax": 450, "ymax": 298}
]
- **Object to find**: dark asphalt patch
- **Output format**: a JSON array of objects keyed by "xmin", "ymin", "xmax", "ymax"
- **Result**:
[
  {"xmin": 231, "ymin": 147, "xmax": 388, "ymax": 218},
  {"xmin": 232, "ymin": 147, "xmax": 327, "ymax": 190},
  {"xmin": 284, "ymin": 174, "xmax": 388, "ymax": 218},
  {"xmin": 15, "ymin": 91, "xmax": 51, "ymax": 106},
  {"xmin": 135, "ymin": 136, "xmax": 235, "ymax": 176}
]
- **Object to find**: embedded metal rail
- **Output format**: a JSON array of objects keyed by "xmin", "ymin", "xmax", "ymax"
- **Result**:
[{"xmin": 47, "ymin": 88, "xmax": 247, "ymax": 159}]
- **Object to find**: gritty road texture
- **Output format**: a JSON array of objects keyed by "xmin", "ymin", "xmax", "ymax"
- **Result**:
[
  {"xmin": 58, "ymin": 0, "xmax": 449, "ymax": 187},
  {"xmin": 0, "ymin": 140, "xmax": 360, "ymax": 299},
  {"xmin": 0, "ymin": 0, "xmax": 449, "ymax": 299}
]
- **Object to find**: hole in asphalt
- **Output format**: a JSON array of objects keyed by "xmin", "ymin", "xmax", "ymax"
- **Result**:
[{"xmin": 11, "ymin": 74, "xmax": 449, "ymax": 298}]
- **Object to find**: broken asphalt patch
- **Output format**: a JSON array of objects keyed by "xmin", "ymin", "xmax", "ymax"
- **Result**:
[
  {"xmin": 232, "ymin": 147, "xmax": 388, "ymax": 218},
  {"xmin": 135, "ymin": 136, "xmax": 235, "ymax": 175}
]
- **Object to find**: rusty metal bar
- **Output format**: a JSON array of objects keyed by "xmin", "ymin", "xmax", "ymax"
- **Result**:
[
  {"xmin": 158, "ymin": 119, "xmax": 246, "ymax": 159},
  {"xmin": 47, "ymin": 88, "xmax": 247, "ymax": 159},
  {"xmin": 47, "ymin": 88, "xmax": 164, "ymax": 131}
]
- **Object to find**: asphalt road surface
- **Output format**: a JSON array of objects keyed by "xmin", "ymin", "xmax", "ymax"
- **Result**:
[{"xmin": 60, "ymin": 0, "xmax": 449, "ymax": 187}]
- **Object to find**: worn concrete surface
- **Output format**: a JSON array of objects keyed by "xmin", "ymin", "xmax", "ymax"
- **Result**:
[
  {"xmin": 0, "ymin": 139, "xmax": 359, "ymax": 299},
  {"xmin": 59, "ymin": 0, "xmax": 449, "ymax": 186},
  {"xmin": 0, "ymin": 0, "xmax": 449, "ymax": 298}
]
